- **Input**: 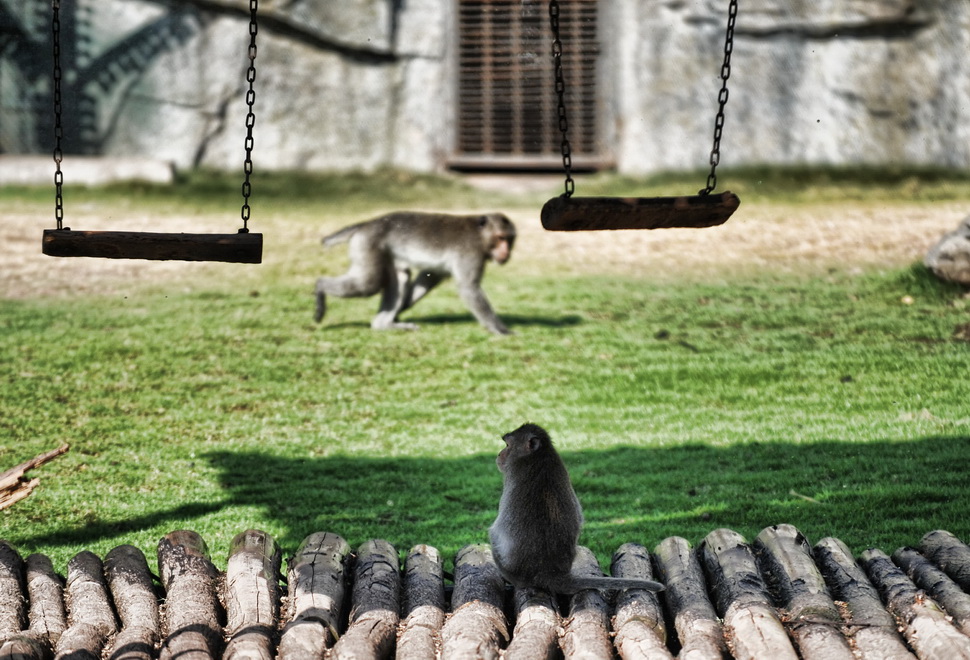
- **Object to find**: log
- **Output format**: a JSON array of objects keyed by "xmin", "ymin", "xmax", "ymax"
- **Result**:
[
  {"xmin": 654, "ymin": 537, "xmax": 727, "ymax": 660},
  {"xmin": 920, "ymin": 530, "xmax": 970, "ymax": 592},
  {"xmin": 503, "ymin": 586, "xmax": 559, "ymax": 660},
  {"xmin": 813, "ymin": 538, "xmax": 914, "ymax": 660},
  {"xmin": 560, "ymin": 546, "xmax": 613, "ymax": 660},
  {"xmin": 0, "ymin": 445, "xmax": 69, "ymax": 511},
  {"xmin": 699, "ymin": 529, "xmax": 797, "ymax": 660},
  {"xmin": 397, "ymin": 544, "xmax": 446, "ymax": 660},
  {"xmin": 0, "ymin": 541, "xmax": 26, "ymax": 642},
  {"xmin": 540, "ymin": 192, "xmax": 740, "ymax": 231},
  {"xmin": 0, "ymin": 633, "xmax": 51, "ymax": 660},
  {"xmin": 157, "ymin": 530, "xmax": 223, "ymax": 660},
  {"xmin": 104, "ymin": 545, "xmax": 160, "ymax": 660},
  {"xmin": 610, "ymin": 542, "xmax": 672, "ymax": 660},
  {"xmin": 278, "ymin": 532, "xmax": 351, "ymax": 660},
  {"xmin": 42, "ymin": 230, "xmax": 263, "ymax": 263},
  {"xmin": 860, "ymin": 547, "xmax": 970, "ymax": 660},
  {"xmin": 54, "ymin": 551, "xmax": 117, "ymax": 660},
  {"xmin": 25, "ymin": 554, "xmax": 67, "ymax": 646},
  {"xmin": 331, "ymin": 539, "xmax": 400, "ymax": 660},
  {"xmin": 440, "ymin": 544, "xmax": 507, "ymax": 660},
  {"xmin": 223, "ymin": 530, "xmax": 282, "ymax": 660},
  {"xmin": 753, "ymin": 525, "xmax": 853, "ymax": 660},
  {"xmin": 893, "ymin": 546, "xmax": 970, "ymax": 638}
]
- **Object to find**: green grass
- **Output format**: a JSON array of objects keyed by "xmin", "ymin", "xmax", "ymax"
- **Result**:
[{"xmin": 2, "ymin": 168, "xmax": 970, "ymax": 573}]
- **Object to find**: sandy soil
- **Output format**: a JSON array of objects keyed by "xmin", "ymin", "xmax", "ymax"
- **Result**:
[{"xmin": 2, "ymin": 196, "xmax": 967, "ymax": 300}]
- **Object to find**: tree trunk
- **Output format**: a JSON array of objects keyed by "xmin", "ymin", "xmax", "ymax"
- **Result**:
[
  {"xmin": 611, "ymin": 542, "xmax": 672, "ymax": 660},
  {"xmin": 440, "ymin": 544, "xmax": 507, "ymax": 660},
  {"xmin": 560, "ymin": 546, "xmax": 613, "ymax": 660},
  {"xmin": 223, "ymin": 530, "xmax": 282, "ymax": 660},
  {"xmin": 397, "ymin": 544, "xmax": 445, "ymax": 660},
  {"xmin": 54, "ymin": 551, "xmax": 117, "ymax": 660},
  {"xmin": 157, "ymin": 530, "xmax": 223, "ymax": 660},
  {"xmin": 331, "ymin": 539, "xmax": 400, "ymax": 660},
  {"xmin": 104, "ymin": 545, "xmax": 160, "ymax": 660}
]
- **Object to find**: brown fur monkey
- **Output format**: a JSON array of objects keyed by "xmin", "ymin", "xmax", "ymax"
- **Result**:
[
  {"xmin": 314, "ymin": 212, "xmax": 516, "ymax": 335},
  {"xmin": 489, "ymin": 423, "xmax": 665, "ymax": 594}
]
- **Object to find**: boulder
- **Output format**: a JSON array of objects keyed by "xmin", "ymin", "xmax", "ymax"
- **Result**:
[{"xmin": 925, "ymin": 216, "xmax": 970, "ymax": 285}]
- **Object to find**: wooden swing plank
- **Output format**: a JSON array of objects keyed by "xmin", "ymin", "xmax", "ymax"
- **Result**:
[
  {"xmin": 541, "ymin": 191, "xmax": 740, "ymax": 231},
  {"xmin": 42, "ymin": 229, "xmax": 263, "ymax": 263}
]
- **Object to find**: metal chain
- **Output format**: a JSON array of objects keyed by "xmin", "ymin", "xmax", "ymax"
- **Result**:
[
  {"xmin": 52, "ymin": 0, "xmax": 64, "ymax": 229},
  {"xmin": 700, "ymin": 0, "xmax": 738, "ymax": 196},
  {"xmin": 239, "ymin": 0, "xmax": 258, "ymax": 232},
  {"xmin": 548, "ymin": 0, "xmax": 574, "ymax": 197}
]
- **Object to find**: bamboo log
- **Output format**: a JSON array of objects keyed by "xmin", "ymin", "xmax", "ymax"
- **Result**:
[
  {"xmin": 222, "ymin": 530, "xmax": 281, "ymax": 660},
  {"xmin": 813, "ymin": 538, "xmax": 914, "ymax": 660},
  {"xmin": 860, "ymin": 548, "xmax": 970, "ymax": 660},
  {"xmin": 654, "ymin": 537, "xmax": 727, "ymax": 660},
  {"xmin": 278, "ymin": 532, "xmax": 351, "ymax": 660},
  {"xmin": 54, "ymin": 551, "xmax": 118, "ymax": 660},
  {"xmin": 332, "ymin": 539, "xmax": 400, "ymax": 660},
  {"xmin": 893, "ymin": 546, "xmax": 970, "ymax": 638},
  {"xmin": 754, "ymin": 525, "xmax": 853, "ymax": 660},
  {"xmin": 920, "ymin": 530, "xmax": 970, "ymax": 592},
  {"xmin": 0, "ymin": 541, "xmax": 26, "ymax": 641},
  {"xmin": 560, "ymin": 546, "xmax": 613, "ymax": 660},
  {"xmin": 440, "ymin": 544, "xmax": 508, "ymax": 660},
  {"xmin": 157, "ymin": 530, "xmax": 222, "ymax": 660},
  {"xmin": 541, "ymin": 192, "xmax": 740, "ymax": 231},
  {"xmin": 397, "ymin": 544, "xmax": 446, "ymax": 660},
  {"xmin": 610, "ymin": 542, "xmax": 672, "ymax": 660},
  {"xmin": 26, "ymin": 554, "xmax": 66, "ymax": 647},
  {"xmin": 504, "ymin": 586, "xmax": 559, "ymax": 660},
  {"xmin": 699, "ymin": 529, "xmax": 797, "ymax": 660},
  {"xmin": 103, "ymin": 545, "xmax": 159, "ymax": 660},
  {"xmin": 42, "ymin": 230, "xmax": 263, "ymax": 263}
]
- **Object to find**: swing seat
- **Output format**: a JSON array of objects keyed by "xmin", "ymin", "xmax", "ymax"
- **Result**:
[
  {"xmin": 42, "ymin": 229, "xmax": 263, "ymax": 263},
  {"xmin": 540, "ymin": 191, "xmax": 740, "ymax": 231}
]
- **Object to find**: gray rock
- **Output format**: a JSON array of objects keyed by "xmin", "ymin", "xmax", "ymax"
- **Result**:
[{"xmin": 925, "ymin": 216, "xmax": 970, "ymax": 285}]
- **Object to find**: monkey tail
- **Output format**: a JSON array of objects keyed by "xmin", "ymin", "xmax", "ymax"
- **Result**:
[
  {"xmin": 321, "ymin": 223, "xmax": 364, "ymax": 247},
  {"xmin": 554, "ymin": 575, "xmax": 665, "ymax": 594}
]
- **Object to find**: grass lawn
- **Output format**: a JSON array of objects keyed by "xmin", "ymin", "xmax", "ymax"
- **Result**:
[{"xmin": 2, "ymin": 167, "xmax": 969, "ymax": 573}]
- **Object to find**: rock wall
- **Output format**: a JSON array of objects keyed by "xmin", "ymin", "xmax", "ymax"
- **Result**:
[{"xmin": 1, "ymin": 0, "xmax": 968, "ymax": 174}]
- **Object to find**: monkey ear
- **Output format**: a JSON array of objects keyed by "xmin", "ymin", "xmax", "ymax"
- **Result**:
[
  {"xmin": 478, "ymin": 216, "xmax": 489, "ymax": 228},
  {"xmin": 527, "ymin": 435, "xmax": 543, "ymax": 453}
]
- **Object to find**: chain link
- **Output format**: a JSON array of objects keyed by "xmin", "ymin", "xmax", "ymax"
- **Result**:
[
  {"xmin": 548, "ymin": 0, "xmax": 574, "ymax": 197},
  {"xmin": 239, "ymin": 0, "xmax": 258, "ymax": 232},
  {"xmin": 700, "ymin": 0, "xmax": 737, "ymax": 196},
  {"xmin": 52, "ymin": 0, "xmax": 64, "ymax": 229}
]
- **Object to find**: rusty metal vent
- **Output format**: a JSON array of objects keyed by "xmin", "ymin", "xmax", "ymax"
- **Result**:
[{"xmin": 453, "ymin": 0, "xmax": 602, "ymax": 169}]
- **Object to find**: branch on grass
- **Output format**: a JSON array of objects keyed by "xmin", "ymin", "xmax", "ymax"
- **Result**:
[{"xmin": 0, "ymin": 444, "xmax": 70, "ymax": 511}]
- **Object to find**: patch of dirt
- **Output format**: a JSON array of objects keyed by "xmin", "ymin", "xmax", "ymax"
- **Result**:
[{"xmin": 2, "ymin": 198, "xmax": 967, "ymax": 299}]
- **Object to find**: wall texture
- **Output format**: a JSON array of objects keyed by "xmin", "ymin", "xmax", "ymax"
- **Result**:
[{"xmin": 1, "ymin": 0, "xmax": 968, "ymax": 174}]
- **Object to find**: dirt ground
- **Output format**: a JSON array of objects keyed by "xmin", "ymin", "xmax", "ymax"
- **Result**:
[{"xmin": 3, "ymin": 195, "xmax": 968, "ymax": 300}]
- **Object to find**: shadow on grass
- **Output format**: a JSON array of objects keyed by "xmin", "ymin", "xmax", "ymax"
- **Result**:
[
  {"xmin": 319, "ymin": 313, "xmax": 583, "ymax": 332},
  {"xmin": 14, "ymin": 436, "xmax": 968, "ymax": 561}
]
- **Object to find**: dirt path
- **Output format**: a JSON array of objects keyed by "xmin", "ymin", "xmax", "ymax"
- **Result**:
[{"xmin": 2, "ymin": 198, "xmax": 967, "ymax": 300}]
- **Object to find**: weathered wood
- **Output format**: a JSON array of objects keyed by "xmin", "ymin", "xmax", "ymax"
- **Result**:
[
  {"xmin": 699, "ymin": 529, "xmax": 797, "ymax": 660},
  {"xmin": 25, "ymin": 554, "xmax": 66, "ymax": 646},
  {"xmin": 504, "ymin": 586, "xmax": 559, "ymax": 660},
  {"xmin": 813, "ymin": 537, "xmax": 915, "ymax": 660},
  {"xmin": 278, "ymin": 532, "xmax": 351, "ymax": 660},
  {"xmin": 332, "ymin": 539, "xmax": 400, "ymax": 660},
  {"xmin": 654, "ymin": 537, "xmax": 727, "ymax": 660},
  {"xmin": 610, "ymin": 542, "xmax": 672, "ymax": 660},
  {"xmin": 42, "ymin": 229, "xmax": 263, "ymax": 263},
  {"xmin": 54, "ymin": 551, "xmax": 117, "ymax": 660},
  {"xmin": 0, "ymin": 633, "xmax": 51, "ymax": 660},
  {"xmin": 920, "ymin": 530, "xmax": 970, "ymax": 592},
  {"xmin": 440, "ymin": 544, "xmax": 507, "ymax": 660},
  {"xmin": 103, "ymin": 545, "xmax": 160, "ymax": 660},
  {"xmin": 894, "ymin": 546, "xmax": 970, "ymax": 638},
  {"xmin": 222, "ymin": 530, "xmax": 281, "ymax": 660},
  {"xmin": 0, "ymin": 541, "xmax": 26, "ymax": 642},
  {"xmin": 0, "ymin": 445, "xmax": 69, "ymax": 491},
  {"xmin": 397, "ymin": 544, "xmax": 446, "ymax": 660},
  {"xmin": 560, "ymin": 546, "xmax": 613, "ymax": 660},
  {"xmin": 860, "ymin": 547, "xmax": 970, "ymax": 660},
  {"xmin": 540, "ymin": 192, "xmax": 740, "ymax": 231},
  {"xmin": 754, "ymin": 525, "xmax": 853, "ymax": 660},
  {"xmin": 157, "ymin": 530, "xmax": 222, "ymax": 660}
]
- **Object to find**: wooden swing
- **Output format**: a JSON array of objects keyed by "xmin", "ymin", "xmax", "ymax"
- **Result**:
[
  {"xmin": 541, "ymin": 0, "xmax": 740, "ymax": 232},
  {"xmin": 42, "ymin": 0, "xmax": 263, "ymax": 264}
]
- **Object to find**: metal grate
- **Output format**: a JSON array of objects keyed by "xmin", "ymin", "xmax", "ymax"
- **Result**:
[{"xmin": 453, "ymin": 0, "xmax": 602, "ymax": 169}]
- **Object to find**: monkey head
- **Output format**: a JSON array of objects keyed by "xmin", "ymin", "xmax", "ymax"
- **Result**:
[
  {"xmin": 478, "ymin": 214, "xmax": 516, "ymax": 265},
  {"xmin": 496, "ymin": 423, "xmax": 551, "ymax": 472}
]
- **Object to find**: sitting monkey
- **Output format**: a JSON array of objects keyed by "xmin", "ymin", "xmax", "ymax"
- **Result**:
[{"xmin": 314, "ymin": 212, "xmax": 516, "ymax": 335}]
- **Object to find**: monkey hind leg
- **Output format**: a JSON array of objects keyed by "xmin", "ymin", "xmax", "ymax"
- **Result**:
[
  {"xmin": 314, "ymin": 279, "xmax": 327, "ymax": 323},
  {"xmin": 372, "ymin": 267, "xmax": 419, "ymax": 331}
]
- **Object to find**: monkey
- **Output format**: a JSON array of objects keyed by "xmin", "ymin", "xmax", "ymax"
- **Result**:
[
  {"xmin": 314, "ymin": 212, "xmax": 516, "ymax": 335},
  {"xmin": 489, "ymin": 423, "xmax": 665, "ymax": 594}
]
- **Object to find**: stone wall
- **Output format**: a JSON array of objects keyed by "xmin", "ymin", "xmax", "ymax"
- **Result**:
[{"xmin": 1, "ymin": 0, "xmax": 968, "ymax": 174}]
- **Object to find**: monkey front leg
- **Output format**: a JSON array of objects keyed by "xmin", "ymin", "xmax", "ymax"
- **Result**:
[{"xmin": 457, "ymin": 281, "xmax": 512, "ymax": 335}]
